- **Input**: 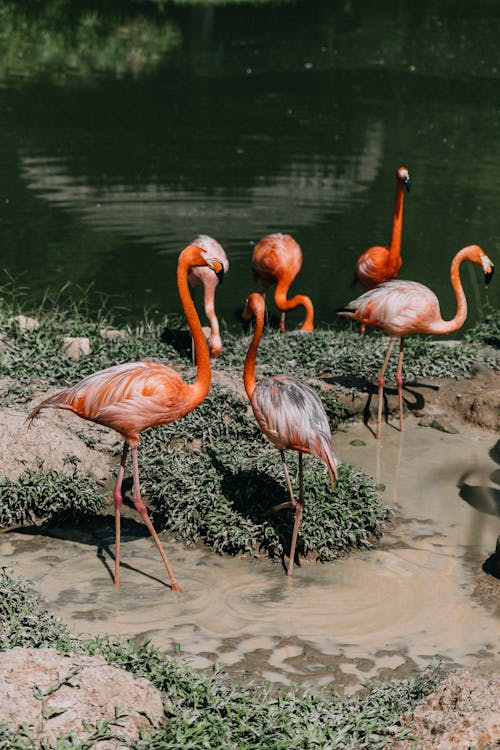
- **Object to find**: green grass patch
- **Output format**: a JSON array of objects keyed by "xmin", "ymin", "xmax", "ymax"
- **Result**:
[
  {"xmin": 0, "ymin": 460, "xmax": 105, "ymax": 530},
  {"xmin": 0, "ymin": 570, "xmax": 445, "ymax": 750}
]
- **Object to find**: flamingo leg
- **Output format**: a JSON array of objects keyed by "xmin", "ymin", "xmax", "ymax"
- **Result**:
[
  {"xmin": 376, "ymin": 337, "xmax": 397, "ymax": 439},
  {"xmin": 287, "ymin": 453, "xmax": 304, "ymax": 577},
  {"xmin": 112, "ymin": 442, "xmax": 129, "ymax": 586},
  {"xmin": 396, "ymin": 338, "xmax": 405, "ymax": 432},
  {"xmin": 131, "ymin": 447, "xmax": 182, "ymax": 592},
  {"xmin": 279, "ymin": 311, "xmax": 286, "ymax": 333},
  {"xmin": 265, "ymin": 450, "xmax": 296, "ymax": 515}
]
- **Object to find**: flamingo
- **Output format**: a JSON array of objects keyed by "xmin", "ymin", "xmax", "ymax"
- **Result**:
[
  {"xmin": 188, "ymin": 234, "xmax": 229, "ymax": 358},
  {"xmin": 252, "ymin": 233, "xmax": 314, "ymax": 332},
  {"xmin": 339, "ymin": 244, "xmax": 494, "ymax": 439},
  {"xmin": 28, "ymin": 243, "xmax": 225, "ymax": 592},
  {"xmin": 355, "ymin": 166, "xmax": 411, "ymax": 291},
  {"xmin": 242, "ymin": 292, "xmax": 337, "ymax": 576}
]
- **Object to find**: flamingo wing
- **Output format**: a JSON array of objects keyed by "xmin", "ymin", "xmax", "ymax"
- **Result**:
[
  {"xmin": 251, "ymin": 375, "xmax": 336, "ymax": 479},
  {"xmin": 339, "ymin": 280, "xmax": 441, "ymax": 336}
]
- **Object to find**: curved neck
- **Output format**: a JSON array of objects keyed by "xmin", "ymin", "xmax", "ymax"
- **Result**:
[
  {"xmin": 426, "ymin": 250, "xmax": 469, "ymax": 334},
  {"xmin": 243, "ymin": 310, "xmax": 264, "ymax": 400},
  {"xmin": 389, "ymin": 179, "xmax": 406, "ymax": 258},
  {"xmin": 274, "ymin": 280, "xmax": 314, "ymax": 330},
  {"xmin": 178, "ymin": 251, "xmax": 211, "ymax": 404}
]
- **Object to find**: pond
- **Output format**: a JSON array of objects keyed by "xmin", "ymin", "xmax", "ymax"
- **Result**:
[{"xmin": 0, "ymin": 0, "xmax": 499, "ymax": 331}]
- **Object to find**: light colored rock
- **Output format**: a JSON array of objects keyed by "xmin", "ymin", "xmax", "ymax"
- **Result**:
[
  {"xmin": 9, "ymin": 315, "xmax": 40, "ymax": 331},
  {"xmin": 0, "ymin": 647, "xmax": 165, "ymax": 748},
  {"xmin": 61, "ymin": 337, "xmax": 91, "ymax": 359},
  {"xmin": 100, "ymin": 328, "xmax": 128, "ymax": 341},
  {"xmin": 0, "ymin": 405, "xmax": 114, "ymax": 481}
]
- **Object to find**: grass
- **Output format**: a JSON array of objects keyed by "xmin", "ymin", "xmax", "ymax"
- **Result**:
[
  {"xmin": 0, "ymin": 569, "xmax": 445, "ymax": 750},
  {"xmin": 0, "ymin": 460, "xmax": 105, "ymax": 530}
]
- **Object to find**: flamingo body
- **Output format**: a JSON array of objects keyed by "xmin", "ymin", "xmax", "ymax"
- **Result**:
[
  {"xmin": 340, "ymin": 244, "xmax": 494, "ymax": 438},
  {"xmin": 188, "ymin": 234, "xmax": 229, "ymax": 357},
  {"xmin": 355, "ymin": 166, "xmax": 411, "ymax": 291},
  {"xmin": 252, "ymin": 233, "xmax": 314, "ymax": 332},
  {"xmin": 29, "ymin": 243, "xmax": 225, "ymax": 591},
  {"xmin": 243, "ymin": 292, "xmax": 337, "ymax": 575}
]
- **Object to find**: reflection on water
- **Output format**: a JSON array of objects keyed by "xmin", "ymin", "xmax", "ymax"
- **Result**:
[
  {"xmin": 2, "ymin": 420, "xmax": 499, "ymax": 693},
  {"xmin": 0, "ymin": 1, "xmax": 498, "ymax": 328}
]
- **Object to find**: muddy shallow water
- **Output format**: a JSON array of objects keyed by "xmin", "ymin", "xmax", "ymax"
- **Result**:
[{"xmin": 2, "ymin": 419, "xmax": 499, "ymax": 694}]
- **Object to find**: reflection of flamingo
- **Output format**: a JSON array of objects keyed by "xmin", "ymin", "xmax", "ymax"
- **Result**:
[
  {"xmin": 188, "ymin": 234, "xmax": 229, "ymax": 357},
  {"xmin": 29, "ymin": 244, "xmax": 225, "ymax": 592},
  {"xmin": 339, "ymin": 245, "xmax": 494, "ymax": 439},
  {"xmin": 355, "ymin": 167, "xmax": 411, "ymax": 291},
  {"xmin": 252, "ymin": 233, "xmax": 314, "ymax": 332},
  {"xmin": 243, "ymin": 292, "xmax": 337, "ymax": 575}
]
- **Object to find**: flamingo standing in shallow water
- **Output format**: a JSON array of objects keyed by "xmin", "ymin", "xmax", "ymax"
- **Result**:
[
  {"xmin": 355, "ymin": 166, "xmax": 411, "ymax": 291},
  {"xmin": 188, "ymin": 234, "xmax": 229, "ymax": 358},
  {"xmin": 252, "ymin": 233, "xmax": 314, "ymax": 332},
  {"xmin": 29, "ymin": 244, "xmax": 225, "ymax": 592},
  {"xmin": 339, "ymin": 245, "xmax": 494, "ymax": 439},
  {"xmin": 242, "ymin": 292, "xmax": 337, "ymax": 576}
]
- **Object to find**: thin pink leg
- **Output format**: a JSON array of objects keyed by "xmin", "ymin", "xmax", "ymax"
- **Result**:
[
  {"xmin": 266, "ymin": 450, "xmax": 296, "ymax": 515},
  {"xmin": 376, "ymin": 337, "xmax": 397, "ymax": 439},
  {"xmin": 396, "ymin": 338, "xmax": 405, "ymax": 432},
  {"xmin": 279, "ymin": 311, "xmax": 286, "ymax": 333},
  {"xmin": 287, "ymin": 453, "xmax": 304, "ymax": 577},
  {"xmin": 131, "ymin": 447, "xmax": 182, "ymax": 592},
  {"xmin": 113, "ymin": 442, "xmax": 129, "ymax": 586}
]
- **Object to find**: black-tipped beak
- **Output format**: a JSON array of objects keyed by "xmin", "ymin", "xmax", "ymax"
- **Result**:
[
  {"xmin": 485, "ymin": 265, "xmax": 494, "ymax": 285},
  {"xmin": 404, "ymin": 177, "xmax": 411, "ymax": 193},
  {"xmin": 216, "ymin": 267, "xmax": 225, "ymax": 285}
]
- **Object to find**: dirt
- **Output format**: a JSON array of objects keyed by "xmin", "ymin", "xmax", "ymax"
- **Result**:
[{"xmin": 0, "ymin": 647, "xmax": 165, "ymax": 748}]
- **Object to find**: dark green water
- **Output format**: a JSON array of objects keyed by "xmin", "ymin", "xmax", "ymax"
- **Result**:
[{"xmin": 0, "ymin": 0, "xmax": 498, "ymax": 332}]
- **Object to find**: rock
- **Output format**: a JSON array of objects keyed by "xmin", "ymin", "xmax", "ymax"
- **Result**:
[
  {"xmin": 100, "ymin": 328, "xmax": 128, "ymax": 341},
  {"xmin": 61, "ymin": 337, "xmax": 91, "ymax": 359},
  {"xmin": 9, "ymin": 315, "xmax": 40, "ymax": 331},
  {"xmin": 0, "ymin": 647, "xmax": 165, "ymax": 748},
  {"xmin": 418, "ymin": 418, "xmax": 459, "ymax": 434},
  {"xmin": 388, "ymin": 666, "xmax": 500, "ymax": 750}
]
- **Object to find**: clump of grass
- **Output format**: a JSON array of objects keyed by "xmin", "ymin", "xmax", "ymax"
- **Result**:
[
  {"xmin": 137, "ymin": 387, "xmax": 390, "ymax": 561},
  {"xmin": 0, "ymin": 460, "xmax": 105, "ymax": 530},
  {"xmin": 218, "ymin": 323, "xmax": 499, "ymax": 383},
  {"xmin": 0, "ymin": 568, "xmax": 77, "ymax": 652},
  {"xmin": 465, "ymin": 303, "xmax": 500, "ymax": 349}
]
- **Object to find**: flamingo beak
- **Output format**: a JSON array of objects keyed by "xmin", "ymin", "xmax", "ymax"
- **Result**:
[
  {"xmin": 482, "ymin": 254, "xmax": 494, "ymax": 285},
  {"xmin": 404, "ymin": 176, "xmax": 411, "ymax": 193}
]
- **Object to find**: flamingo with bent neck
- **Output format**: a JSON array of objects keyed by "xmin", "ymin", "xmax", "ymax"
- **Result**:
[
  {"xmin": 188, "ymin": 234, "xmax": 229, "ymax": 358},
  {"xmin": 243, "ymin": 292, "xmax": 337, "ymax": 576},
  {"xmin": 29, "ymin": 244, "xmax": 225, "ymax": 592},
  {"xmin": 252, "ymin": 233, "xmax": 314, "ymax": 332},
  {"xmin": 339, "ymin": 244, "xmax": 494, "ymax": 439},
  {"xmin": 355, "ymin": 166, "xmax": 411, "ymax": 291}
]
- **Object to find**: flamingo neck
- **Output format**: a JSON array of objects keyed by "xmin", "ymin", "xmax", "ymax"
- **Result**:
[
  {"xmin": 243, "ymin": 310, "xmax": 264, "ymax": 400},
  {"xmin": 389, "ymin": 179, "xmax": 406, "ymax": 260},
  {"xmin": 274, "ymin": 280, "xmax": 314, "ymax": 331},
  {"xmin": 178, "ymin": 251, "xmax": 211, "ymax": 404},
  {"xmin": 426, "ymin": 248, "xmax": 470, "ymax": 335}
]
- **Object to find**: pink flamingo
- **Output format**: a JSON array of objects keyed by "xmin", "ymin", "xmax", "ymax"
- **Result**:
[
  {"xmin": 29, "ymin": 244, "xmax": 225, "ymax": 592},
  {"xmin": 243, "ymin": 292, "xmax": 337, "ymax": 576},
  {"xmin": 355, "ymin": 167, "xmax": 411, "ymax": 291},
  {"xmin": 339, "ymin": 245, "xmax": 494, "ymax": 439},
  {"xmin": 188, "ymin": 234, "xmax": 229, "ymax": 357},
  {"xmin": 252, "ymin": 233, "xmax": 314, "ymax": 332}
]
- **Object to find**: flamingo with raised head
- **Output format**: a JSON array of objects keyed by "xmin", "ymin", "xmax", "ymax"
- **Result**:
[
  {"xmin": 188, "ymin": 234, "xmax": 229, "ymax": 358},
  {"xmin": 242, "ymin": 292, "xmax": 337, "ymax": 576},
  {"xmin": 28, "ymin": 243, "xmax": 225, "ymax": 592},
  {"xmin": 355, "ymin": 166, "xmax": 411, "ymax": 291},
  {"xmin": 339, "ymin": 244, "xmax": 494, "ymax": 439},
  {"xmin": 252, "ymin": 233, "xmax": 314, "ymax": 332}
]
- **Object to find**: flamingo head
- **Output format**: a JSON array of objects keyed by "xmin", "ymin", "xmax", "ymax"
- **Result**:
[
  {"xmin": 242, "ymin": 292, "xmax": 265, "ymax": 323},
  {"xmin": 200, "ymin": 251, "xmax": 225, "ymax": 285},
  {"xmin": 397, "ymin": 166, "xmax": 411, "ymax": 192},
  {"xmin": 480, "ymin": 252, "xmax": 495, "ymax": 285}
]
